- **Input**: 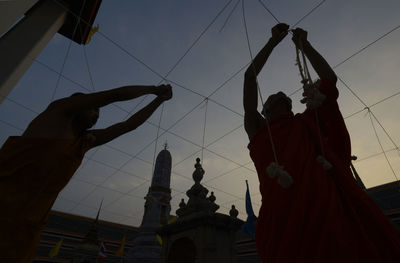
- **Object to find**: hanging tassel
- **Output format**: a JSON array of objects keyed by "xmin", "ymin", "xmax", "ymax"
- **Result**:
[
  {"xmin": 316, "ymin": 155, "xmax": 332, "ymax": 170},
  {"xmin": 266, "ymin": 162, "xmax": 293, "ymax": 188}
]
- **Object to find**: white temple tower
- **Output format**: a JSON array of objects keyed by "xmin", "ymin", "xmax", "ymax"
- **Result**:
[{"xmin": 125, "ymin": 145, "xmax": 172, "ymax": 263}]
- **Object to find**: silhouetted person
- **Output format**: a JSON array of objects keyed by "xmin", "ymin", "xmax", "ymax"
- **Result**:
[
  {"xmin": 0, "ymin": 84, "xmax": 172, "ymax": 262},
  {"xmin": 244, "ymin": 23, "xmax": 400, "ymax": 262}
]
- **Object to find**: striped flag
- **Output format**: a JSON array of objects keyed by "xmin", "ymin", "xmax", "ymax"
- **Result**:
[{"xmin": 98, "ymin": 241, "xmax": 108, "ymax": 259}]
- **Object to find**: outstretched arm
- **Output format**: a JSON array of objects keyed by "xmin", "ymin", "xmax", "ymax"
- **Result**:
[
  {"xmin": 244, "ymin": 23, "xmax": 289, "ymax": 140},
  {"xmin": 50, "ymin": 85, "xmax": 170, "ymax": 115},
  {"xmin": 88, "ymin": 86, "xmax": 172, "ymax": 147},
  {"xmin": 292, "ymin": 28, "xmax": 337, "ymax": 84}
]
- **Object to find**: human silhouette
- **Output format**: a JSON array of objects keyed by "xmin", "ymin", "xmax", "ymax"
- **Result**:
[
  {"xmin": 0, "ymin": 84, "xmax": 172, "ymax": 262},
  {"xmin": 243, "ymin": 23, "xmax": 400, "ymax": 262}
]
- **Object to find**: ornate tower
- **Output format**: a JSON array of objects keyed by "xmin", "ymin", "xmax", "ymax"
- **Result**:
[
  {"xmin": 125, "ymin": 145, "xmax": 172, "ymax": 263},
  {"xmin": 72, "ymin": 201, "xmax": 102, "ymax": 263},
  {"xmin": 158, "ymin": 158, "xmax": 243, "ymax": 263}
]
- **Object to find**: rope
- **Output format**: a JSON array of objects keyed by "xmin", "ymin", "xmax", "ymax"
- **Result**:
[
  {"xmin": 242, "ymin": 0, "xmax": 279, "ymax": 164},
  {"xmin": 257, "ymin": 0, "xmax": 280, "ymax": 24},
  {"xmin": 291, "ymin": 0, "xmax": 327, "ymax": 29},
  {"xmin": 369, "ymin": 110, "xmax": 399, "ymax": 151},
  {"xmin": 367, "ymin": 109, "xmax": 399, "ymax": 181},
  {"xmin": 151, "ymin": 103, "xmax": 165, "ymax": 177},
  {"xmin": 83, "ymin": 46, "xmax": 96, "ymax": 92},
  {"xmin": 296, "ymin": 41, "xmax": 326, "ymax": 156},
  {"xmin": 51, "ymin": 0, "xmax": 87, "ymax": 101},
  {"xmin": 201, "ymin": 98, "xmax": 209, "ymax": 163},
  {"xmin": 338, "ymin": 76, "xmax": 399, "ymax": 156},
  {"xmin": 355, "ymin": 147, "xmax": 399, "ymax": 163},
  {"xmin": 333, "ymin": 24, "xmax": 400, "ymax": 69},
  {"xmin": 220, "ymin": 0, "xmax": 241, "ymax": 32}
]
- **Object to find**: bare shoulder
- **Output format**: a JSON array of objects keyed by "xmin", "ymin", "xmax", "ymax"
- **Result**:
[{"xmin": 22, "ymin": 106, "xmax": 72, "ymax": 138}]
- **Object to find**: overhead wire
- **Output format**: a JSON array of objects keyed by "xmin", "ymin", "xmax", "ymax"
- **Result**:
[
  {"xmin": 1, "ymin": 94, "xmax": 255, "ymax": 206},
  {"xmin": 42, "ymin": 0, "xmax": 400, "ymax": 214},
  {"xmin": 344, "ymin": 90, "xmax": 400, "ymax": 120},
  {"xmin": 253, "ymin": 0, "xmax": 399, "ymax": 184},
  {"xmin": 242, "ymin": 0, "xmax": 279, "ymax": 164},
  {"xmin": 201, "ymin": 99, "xmax": 209, "ymax": 163},
  {"xmin": 291, "ymin": 0, "xmax": 327, "ymax": 29},
  {"xmin": 355, "ymin": 147, "xmax": 399, "ymax": 163},
  {"xmin": 51, "ymin": 0, "xmax": 87, "ymax": 101},
  {"xmin": 339, "ymin": 77, "xmax": 399, "ymax": 153},
  {"xmin": 367, "ymin": 110, "xmax": 398, "ymax": 181},
  {"xmin": 333, "ymin": 24, "xmax": 400, "ymax": 69},
  {"xmin": 1, "ymin": 0, "xmax": 399, "ymax": 222},
  {"xmin": 257, "ymin": 0, "xmax": 280, "ymax": 24},
  {"xmin": 219, "ymin": 0, "xmax": 241, "ymax": 33}
]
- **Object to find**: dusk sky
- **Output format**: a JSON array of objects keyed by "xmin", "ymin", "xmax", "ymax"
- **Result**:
[{"xmin": 1, "ymin": 0, "xmax": 400, "ymax": 226}]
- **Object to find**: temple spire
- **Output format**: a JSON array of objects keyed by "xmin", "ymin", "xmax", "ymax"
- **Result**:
[{"xmin": 81, "ymin": 199, "xmax": 103, "ymax": 247}]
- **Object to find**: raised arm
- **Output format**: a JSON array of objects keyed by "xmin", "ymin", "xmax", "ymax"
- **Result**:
[
  {"xmin": 88, "ymin": 85, "xmax": 172, "ymax": 147},
  {"xmin": 292, "ymin": 28, "xmax": 337, "ymax": 84},
  {"xmin": 50, "ymin": 85, "xmax": 168, "ymax": 115},
  {"xmin": 244, "ymin": 23, "xmax": 289, "ymax": 140}
]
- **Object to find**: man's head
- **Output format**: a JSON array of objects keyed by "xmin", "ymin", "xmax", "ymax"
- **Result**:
[
  {"xmin": 262, "ymin": 91, "xmax": 292, "ymax": 119},
  {"xmin": 71, "ymin": 92, "xmax": 99, "ymax": 132}
]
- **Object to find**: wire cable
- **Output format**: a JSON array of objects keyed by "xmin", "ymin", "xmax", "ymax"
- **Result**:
[
  {"xmin": 367, "ymin": 110, "xmax": 398, "ymax": 181},
  {"xmin": 51, "ymin": 0, "xmax": 87, "ymax": 100}
]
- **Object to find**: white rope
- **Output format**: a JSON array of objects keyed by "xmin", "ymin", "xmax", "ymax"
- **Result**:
[
  {"xmin": 201, "ymin": 98, "xmax": 209, "ymax": 164},
  {"xmin": 296, "ymin": 41, "xmax": 331, "ymax": 170},
  {"xmin": 242, "ymin": 0, "xmax": 293, "ymax": 188},
  {"xmin": 241, "ymin": 0, "xmax": 279, "ymax": 164}
]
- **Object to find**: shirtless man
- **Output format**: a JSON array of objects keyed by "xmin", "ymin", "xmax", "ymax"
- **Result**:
[
  {"xmin": 244, "ymin": 23, "xmax": 400, "ymax": 262},
  {"xmin": 0, "ymin": 84, "xmax": 172, "ymax": 262}
]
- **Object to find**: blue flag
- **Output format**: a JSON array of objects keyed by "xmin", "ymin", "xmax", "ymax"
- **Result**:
[{"xmin": 242, "ymin": 180, "xmax": 257, "ymax": 239}]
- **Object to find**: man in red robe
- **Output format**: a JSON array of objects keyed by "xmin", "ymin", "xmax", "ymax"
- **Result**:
[
  {"xmin": 0, "ymin": 84, "xmax": 172, "ymax": 262},
  {"xmin": 243, "ymin": 23, "xmax": 400, "ymax": 262}
]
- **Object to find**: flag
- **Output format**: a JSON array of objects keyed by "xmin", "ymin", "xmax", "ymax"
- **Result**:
[
  {"xmin": 241, "ymin": 180, "xmax": 257, "ymax": 239},
  {"xmin": 85, "ymin": 24, "xmax": 99, "ymax": 44},
  {"xmin": 48, "ymin": 238, "xmax": 63, "ymax": 258},
  {"xmin": 114, "ymin": 234, "xmax": 126, "ymax": 256},
  {"xmin": 168, "ymin": 215, "xmax": 177, "ymax": 224},
  {"xmin": 156, "ymin": 234, "xmax": 163, "ymax": 245},
  {"xmin": 99, "ymin": 241, "xmax": 107, "ymax": 259}
]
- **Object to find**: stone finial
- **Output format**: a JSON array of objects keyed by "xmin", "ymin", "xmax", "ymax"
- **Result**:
[
  {"xmin": 207, "ymin": 191, "xmax": 216, "ymax": 203},
  {"xmin": 164, "ymin": 140, "xmax": 168, "ymax": 150},
  {"xmin": 179, "ymin": 198, "xmax": 186, "ymax": 209},
  {"xmin": 229, "ymin": 205, "xmax": 239, "ymax": 218},
  {"xmin": 193, "ymin": 158, "xmax": 204, "ymax": 183},
  {"xmin": 175, "ymin": 158, "xmax": 220, "ymax": 218},
  {"xmin": 176, "ymin": 199, "xmax": 187, "ymax": 217}
]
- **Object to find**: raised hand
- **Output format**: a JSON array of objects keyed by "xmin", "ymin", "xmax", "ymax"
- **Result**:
[
  {"xmin": 156, "ymin": 84, "xmax": 172, "ymax": 101},
  {"xmin": 270, "ymin": 23, "xmax": 290, "ymax": 45},
  {"xmin": 291, "ymin": 27, "xmax": 308, "ymax": 47}
]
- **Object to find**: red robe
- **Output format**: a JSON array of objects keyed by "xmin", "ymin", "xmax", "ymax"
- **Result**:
[
  {"xmin": 248, "ymin": 79, "xmax": 400, "ymax": 262},
  {"xmin": 0, "ymin": 136, "xmax": 91, "ymax": 262}
]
